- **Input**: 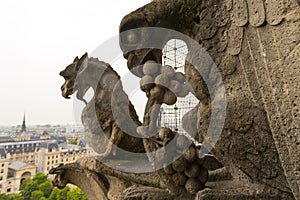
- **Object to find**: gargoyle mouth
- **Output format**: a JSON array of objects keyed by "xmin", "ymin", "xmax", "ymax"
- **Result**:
[
  {"xmin": 141, "ymin": 50, "xmax": 159, "ymax": 65},
  {"xmin": 126, "ymin": 49, "xmax": 162, "ymax": 77},
  {"xmin": 61, "ymin": 84, "xmax": 78, "ymax": 99}
]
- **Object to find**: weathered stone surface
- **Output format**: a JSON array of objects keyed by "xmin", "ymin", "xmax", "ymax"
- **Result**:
[
  {"xmin": 59, "ymin": 53, "xmax": 145, "ymax": 156},
  {"xmin": 55, "ymin": 53, "xmax": 211, "ymax": 199},
  {"xmin": 119, "ymin": 0, "xmax": 300, "ymax": 199},
  {"xmin": 53, "ymin": 0, "xmax": 299, "ymax": 199}
]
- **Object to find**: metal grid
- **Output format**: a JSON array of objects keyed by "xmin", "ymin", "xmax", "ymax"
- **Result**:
[{"xmin": 158, "ymin": 39, "xmax": 199, "ymax": 134}]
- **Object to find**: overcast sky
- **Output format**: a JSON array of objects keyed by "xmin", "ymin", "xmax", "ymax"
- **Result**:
[{"xmin": 0, "ymin": 0, "xmax": 150, "ymax": 126}]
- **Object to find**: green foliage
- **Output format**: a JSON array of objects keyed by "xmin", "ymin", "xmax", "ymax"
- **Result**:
[
  {"xmin": 67, "ymin": 187, "xmax": 88, "ymax": 200},
  {"xmin": 20, "ymin": 179, "xmax": 38, "ymax": 200},
  {"xmin": 48, "ymin": 186, "xmax": 71, "ymax": 200},
  {"xmin": 56, "ymin": 186, "xmax": 70, "ymax": 200},
  {"xmin": 48, "ymin": 187, "xmax": 59, "ymax": 200},
  {"xmin": 38, "ymin": 180, "xmax": 52, "ymax": 197},
  {"xmin": 30, "ymin": 190, "xmax": 44, "ymax": 200},
  {"xmin": 68, "ymin": 140, "xmax": 78, "ymax": 145},
  {"xmin": 32, "ymin": 173, "xmax": 47, "ymax": 185},
  {"xmin": 0, "ymin": 194, "xmax": 8, "ymax": 200},
  {"xmin": 7, "ymin": 194, "xmax": 23, "ymax": 200},
  {"xmin": 2, "ymin": 173, "xmax": 88, "ymax": 200}
]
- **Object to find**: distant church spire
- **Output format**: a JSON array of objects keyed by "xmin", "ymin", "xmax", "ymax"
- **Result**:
[{"xmin": 21, "ymin": 113, "xmax": 26, "ymax": 133}]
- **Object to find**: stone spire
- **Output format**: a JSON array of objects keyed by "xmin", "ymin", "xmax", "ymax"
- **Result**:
[{"xmin": 21, "ymin": 113, "xmax": 26, "ymax": 133}]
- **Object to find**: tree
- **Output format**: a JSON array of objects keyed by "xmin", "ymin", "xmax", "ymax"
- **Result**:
[
  {"xmin": 5, "ymin": 174, "xmax": 87, "ymax": 200},
  {"xmin": 56, "ymin": 186, "xmax": 70, "ymax": 200},
  {"xmin": 20, "ymin": 179, "xmax": 38, "ymax": 200},
  {"xmin": 30, "ymin": 190, "xmax": 43, "ymax": 200},
  {"xmin": 0, "ymin": 194, "xmax": 8, "ymax": 200},
  {"xmin": 48, "ymin": 186, "xmax": 70, "ymax": 200},
  {"xmin": 68, "ymin": 140, "xmax": 77, "ymax": 145},
  {"xmin": 32, "ymin": 173, "xmax": 47, "ymax": 185},
  {"xmin": 48, "ymin": 187, "xmax": 59, "ymax": 200},
  {"xmin": 67, "ymin": 187, "xmax": 88, "ymax": 200},
  {"xmin": 7, "ymin": 194, "xmax": 23, "ymax": 200},
  {"xmin": 38, "ymin": 180, "xmax": 53, "ymax": 197}
]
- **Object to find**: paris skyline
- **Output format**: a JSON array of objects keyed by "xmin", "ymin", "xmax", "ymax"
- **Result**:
[{"xmin": 0, "ymin": 0, "xmax": 149, "ymax": 126}]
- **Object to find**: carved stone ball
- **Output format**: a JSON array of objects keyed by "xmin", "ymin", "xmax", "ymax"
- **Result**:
[
  {"xmin": 184, "ymin": 162, "xmax": 201, "ymax": 178},
  {"xmin": 176, "ymin": 84, "xmax": 189, "ymax": 97},
  {"xmin": 172, "ymin": 172, "xmax": 187, "ymax": 186},
  {"xmin": 163, "ymin": 90, "xmax": 177, "ymax": 105},
  {"xmin": 155, "ymin": 74, "xmax": 170, "ymax": 88},
  {"xmin": 169, "ymin": 80, "xmax": 182, "ymax": 95},
  {"xmin": 143, "ymin": 60, "xmax": 160, "ymax": 75},
  {"xmin": 163, "ymin": 164, "xmax": 176, "ymax": 175},
  {"xmin": 172, "ymin": 157, "xmax": 188, "ymax": 172},
  {"xmin": 184, "ymin": 146, "xmax": 197, "ymax": 163},
  {"xmin": 197, "ymin": 166, "xmax": 209, "ymax": 184},
  {"xmin": 174, "ymin": 72, "xmax": 186, "ymax": 83},
  {"xmin": 140, "ymin": 75, "xmax": 155, "ymax": 92},
  {"xmin": 161, "ymin": 65, "xmax": 175, "ymax": 77},
  {"xmin": 185, "ymin": 178, "xmax": 204, "ymax": 194}
]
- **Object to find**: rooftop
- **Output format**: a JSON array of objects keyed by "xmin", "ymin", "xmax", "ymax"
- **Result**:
[{"xmin": 8, "ymin": 161, "xmax": 27, "ymax": 170}]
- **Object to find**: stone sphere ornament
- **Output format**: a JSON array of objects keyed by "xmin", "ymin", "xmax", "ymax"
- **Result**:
[
  {"xmin": 172, "ymin": 172, "xmax": 187, "ymax": 186},
  {"xmin": 140, "ymin": 75, "xmax": 155, "ymax": 92},
  {"xmin": 163, "ymin": 90, "xmax": 177, "ymax": 105},
  {"xmin": 143, "ymin": 60, "xmax": 160, "ymax": 75},
  {"xmin": 185, "ymin": 178, "xmax": 204, "ymax": 194},
  {"xmin": 172, "ymin": 157, "xmax": 188, "ymax": 172}
]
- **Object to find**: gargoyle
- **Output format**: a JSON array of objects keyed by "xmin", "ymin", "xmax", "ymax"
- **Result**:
[
  {"xmin": 54, "ymin": 53, "xmax": 222, "ymax": 199},
  {"xmin": 59, "ymin": 53, "xmax": 145, "ymax": 157},
  {"xmin": 119, "ymin": 0, "xmax": 299, "ymax": 199}
]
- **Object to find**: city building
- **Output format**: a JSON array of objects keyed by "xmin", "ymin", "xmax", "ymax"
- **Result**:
[
  {"xmin": 0, "ymin": 147, "xmax": 9, "ymax": 194},
  {"xmin": 0, "ymin": 115, "xmax": 93, "ymax": 194},
  {"xmin": 36, "ymin": 142, "xmax": 61, "ymax": 174},
  {"xmin": 0, "ymin": 140, "xmax": 56, "ymax": 164},
  {"xmin": 60, "ymin": 145, "xmax": 94, "ymax": 166},
  {"xmin": 6, "ymin": 161, "xmax": 36, "ymax": 195},
  {"xmin": 0, "ymin": 139, "xmax": 94, "ymax": 195}
]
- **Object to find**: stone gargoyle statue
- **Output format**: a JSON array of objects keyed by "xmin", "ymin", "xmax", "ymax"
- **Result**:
[
  {"xmin": 50, "ymin": 0, "xmax": 299, "ymax": 199},
  {"xmin": 51, "ymin": 52, "xmax": 222, "ymax": 199}
]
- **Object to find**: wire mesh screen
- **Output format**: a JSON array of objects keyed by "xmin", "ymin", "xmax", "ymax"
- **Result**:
[{"xmin": 158, "ymin": 39, "xmax": 199, "ymax": 134}]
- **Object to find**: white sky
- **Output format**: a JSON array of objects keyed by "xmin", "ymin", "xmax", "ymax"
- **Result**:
[{"xmin": 0, "ymin": 0, "xmax": 150, "ymax": 126}]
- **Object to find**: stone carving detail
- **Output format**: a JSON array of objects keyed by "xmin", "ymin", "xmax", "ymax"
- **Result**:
[
  {"xmin": 51, "ymin": 0, "xmax": 299, "ymax": 199},
  {"xmin": 52, "ymin": 53, "xmax": 221, "ymax": 199}
]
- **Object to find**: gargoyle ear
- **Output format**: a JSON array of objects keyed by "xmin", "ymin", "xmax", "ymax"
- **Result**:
[
  {"xmin": 76, "ymin": 53, "xmax": 88, "ymax": 71},
  {"xmin": 73, "ymin": 56, "xmax": 79, "ymax": 63}
]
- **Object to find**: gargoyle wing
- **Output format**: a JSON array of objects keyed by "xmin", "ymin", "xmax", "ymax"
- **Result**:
[
  {"xmin": 119, "ymin": 0, "xmax": 299, "ymax": 196},
  {"xmin": 210, "ymin": 0, "xmax": 300, "ymax": 196}
]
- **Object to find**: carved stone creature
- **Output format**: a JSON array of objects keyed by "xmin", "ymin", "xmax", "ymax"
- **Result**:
[
  {"xmin": 55, "ymin": 53, "xmax": 218, "ymax": 199},
  {"xmin": 59, "ymin": 53, "xmax": 145, "ymax": 156},
  {"xmin": 119, "ymin": 0, "xmax": 300, "ymax": 199}
]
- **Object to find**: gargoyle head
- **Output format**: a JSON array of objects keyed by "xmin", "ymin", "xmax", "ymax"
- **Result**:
[
  {"xmin": 59, "ymin": 53, "xmax": 89, "ymax": 103},
  {"xmin": 119, "ymin": 1, "xmax": 212, "ymax": 102},
  {"xmin": 119, "ymin": 3, "xmax": 168, "ymax": 77},
  {"xmin": 119, "ymin": 28, "xmax": 163, "ymax": 77},
  {"xmin": 119, "ymin": 0, "xmax": 197, "ymax": 78}
]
